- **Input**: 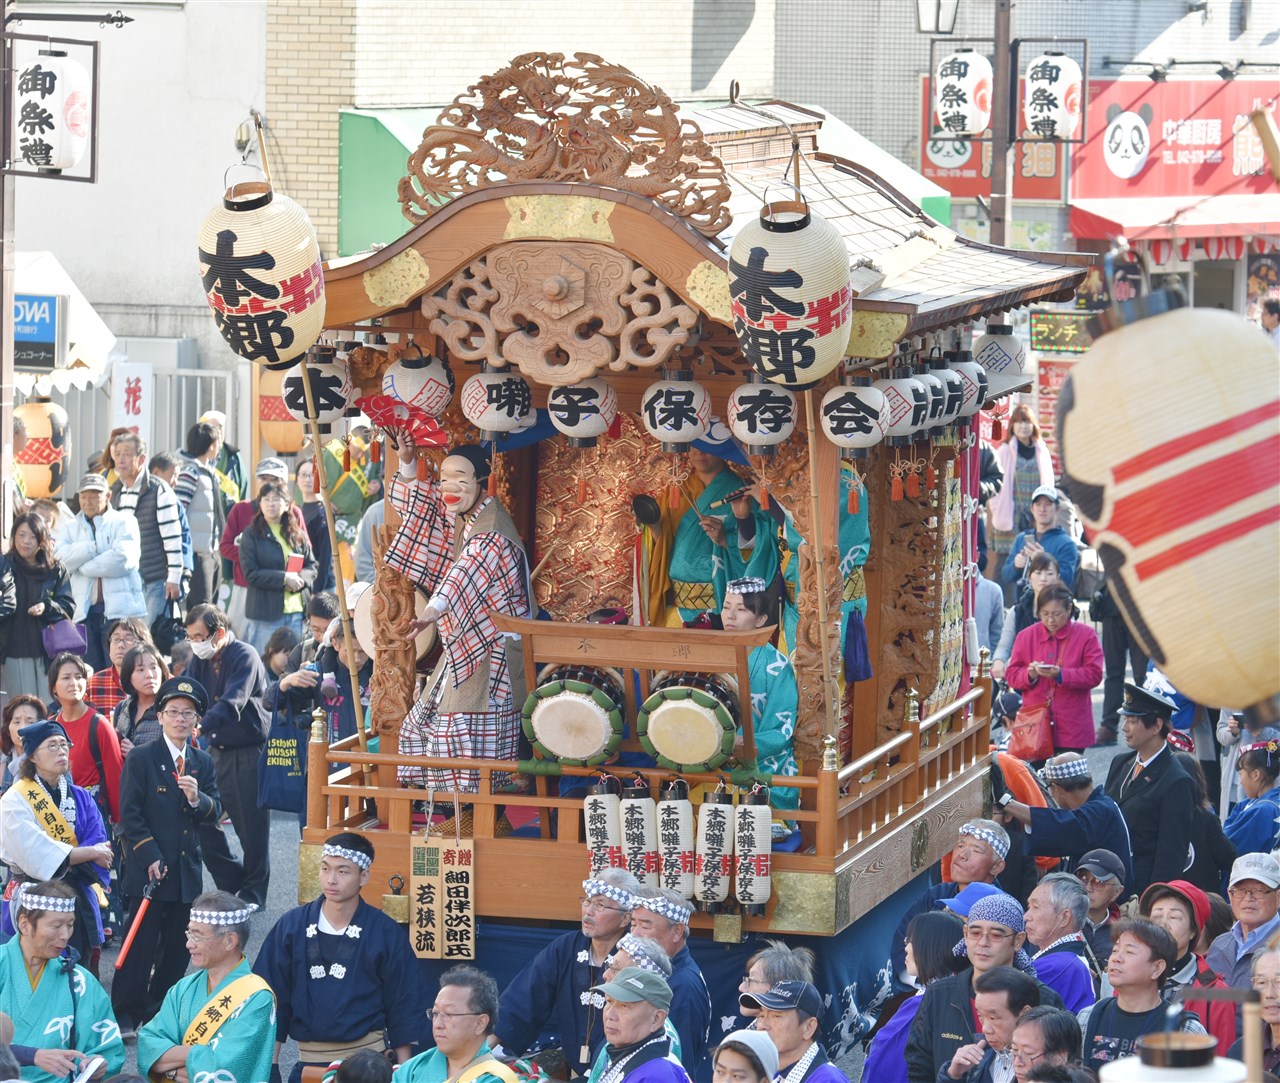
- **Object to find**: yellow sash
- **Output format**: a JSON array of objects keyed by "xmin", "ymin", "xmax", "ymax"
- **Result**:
[
  {"xmin": 15, "ymin": 779, "xmax": 77, "ymax": 845},
  {"xmin": 181, "ymin": 973, "xmax": 272, "ymax": 1045}
]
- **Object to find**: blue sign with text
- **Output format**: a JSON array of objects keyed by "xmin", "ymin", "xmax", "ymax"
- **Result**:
[{"xmin": 14, "ymin": 294, "xmax": 58, "ymax": 342}]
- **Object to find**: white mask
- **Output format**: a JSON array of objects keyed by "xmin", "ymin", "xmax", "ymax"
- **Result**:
[{"xmin": 189, "ymin": 637, "xmax": 218, "ymax": 661}]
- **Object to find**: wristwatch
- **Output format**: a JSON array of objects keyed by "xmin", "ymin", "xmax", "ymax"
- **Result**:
[{"xmin": 997, "ymin": 791, "xmax": 1014, "ymax": 809}]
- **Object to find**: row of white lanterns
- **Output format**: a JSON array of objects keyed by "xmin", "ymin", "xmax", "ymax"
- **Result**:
[{"xmin": 934, "ymin": 48, "xmax": 1082, "ymax": 140}]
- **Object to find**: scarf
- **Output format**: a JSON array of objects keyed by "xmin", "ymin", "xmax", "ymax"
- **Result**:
[
  {"xmin": 39, "ymin": 773, "xmax": 76, "ymax": 831},
  {"xmin": 777, "ymin": 1042, "xmax": 821, "ymax": 1083},
  {"xmin": 600, "ymin": 1033, "xmax": 669, "ymax": 1083}
]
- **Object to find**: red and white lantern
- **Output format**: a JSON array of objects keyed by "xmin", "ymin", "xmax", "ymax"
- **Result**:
[
  {"xmin": 1203, "ymin": 236, "xmax": 1246, "ymax": 261},
  {"xmin": 13, "ymin": 51, "xmax": 90, "ymax": 172},
  {"xmin": 694, "ymin": 790, "xmax": 735, "ymax": 909},
  {"xmin": 382, "ymin": 351, "xmax": 454, "ymax": 418},
  {"xmin": 620, "ymin": 779, "xmax": 659, "ymax": 889},
  {"xmin": 460, "ymin": 367, "xmax": 532, "ymax": 438},
  {"xmin": 872, "ymin": 370, "xmax": 930, "ymax": 443},
  {"xmin": 820, "ymin": 376, "xmax": 888, "ymax": 457},
  {"xmin": 657, "ymin": 781, "xmax": 695, "ymax": 899},
  {"xmin": 584, "ymin": 783, "xmax": 624, "ymax": 875},
  {"xmin": 1146, "ymin": 238, "xmax": 1193, "ymax": 267},
  {"xmin": 727, "ymin": 379, "xmax": 798, "ymax": 455},
  {"xmin": 1023, "ymin": 52, "xmax": 1083, "ymax": 140},
  {"xmin": 734, "ymin": 791, "xmax": 773, "ymax": 915},
  {"xmin": 934, "ymin": 49, "xmax": 994, "ymax": 137},
  {"xmin": 547, "ymin": 378, "xmax": 618, "ymax": 449},
  {"xmin": 641, "ymin": 372, "xmax": 711, "ymax": 453},
  {"xmin": 949, "ymin": 353, "xmax": 990, "ymax": 418}
]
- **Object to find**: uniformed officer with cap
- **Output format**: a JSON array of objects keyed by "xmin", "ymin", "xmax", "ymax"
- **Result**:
[
  {"xmin": 1104, "ymin": 682, "xmax": 1194, "ymax": 895},
  {"xmin": 113, "ymin": 677, "xmax": 223, "ymax": 1036}
]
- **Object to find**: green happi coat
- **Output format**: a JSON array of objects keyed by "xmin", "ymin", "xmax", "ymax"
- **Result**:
[
  {"xmin": 0, "ymin": 936, "xmax": 124, "ymax": 1083},
  {"xmin": 137, "ymin": 956, "xmax": 276, "ymax": 1083}
]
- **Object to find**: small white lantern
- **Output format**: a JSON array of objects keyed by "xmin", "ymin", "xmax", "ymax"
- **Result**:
[
  {"xmin": 460, "ymin": 367, "xmax": 532, "ymax": 438},
  {"xmin": 13, "ymin": 51, "xmax": 91, "ymax": 172},
  {"xmin": 934, "ymin": 49, "xmax": 994, "ymax": 137},
  {"xmin": 727, "ymin": 379, "xmax": 797, "ymax": 455},
  {"xmin": 820, "ymin": 376, "xmax": 887, "ymax": 458},
  {"xmin": 930, "ymin": 360, "xmax": 967, "ymax": 430},
  {"xmin": 914, "ymin": 368, "xmax": 948, "ymax": 435},
  {"xmin": 382, "ymin": 350, "xmax": 454, "ymax": 418},
  {"xmin": 547, "ymin": 378, "xmax": 618, "ymax": 449},
  {"xmin": 949, "ymin": 353, "xmax": 990, "ymax": 418},
  {"xmin": 280, "ymin": 350, "xmax": 353, "ymax": 425},
  {"xmin": 1023, "ymin": 52, "xmax": 1084, "ymax": 141},
  {"xmin": 872, "ymin": 370, "xmax": 930, "ymax": 443},
  {"xmin": 640, "ymin": 372, "xmax": 711, "ymax": 453}
]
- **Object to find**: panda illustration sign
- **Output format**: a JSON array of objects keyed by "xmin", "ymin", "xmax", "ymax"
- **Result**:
[{"xmin": 1102, "ymin": 102, "xmax": 1153, "ymax": 180}]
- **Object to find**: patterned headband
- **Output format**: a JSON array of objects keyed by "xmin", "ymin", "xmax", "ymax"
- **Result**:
[
  {"xmin": 583, "ymin": 879, "xmax": 635, "ymax": 910},
  {"xmin": 1243, "ymin": 740, "xmax": 1280, "ymax": 758},
  {"xmin": 324, "ymin": 844, "xmax": 373, "ymax": 871},
  {"xmin": 1167, "ymin": 730, "xmax": 1195, "ymax": 754},
  {"xmin": 959, "ymin": 823, "xmax": 1010, "ymax": 861},
  {"xmin": 18, "ymin": 885, "xmax": 76, "ymax": 913},
  {"xmin": 726, "ymin": 577, "xmax": 768, "ymax": 596},
  {"xmin": 631, "ymin": 893, "xmax": 692, "ymax": 926},
  {"xmin": 615, "ymin": 933, "xmax": 665, "ymax": 976},
  {"xmin": 1040, "ymin": 759, "xmax": 1092, "ymax": 784},
  {"xmin": 189, "ymin": 903, "xmax": 258, "ymax": 926}
]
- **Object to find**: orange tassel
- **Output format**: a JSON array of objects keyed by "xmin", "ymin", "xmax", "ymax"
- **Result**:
[
  {"xmin": 906, "ymin": 471, "xmax": 921, "ymax": 499},
  {"xmin": 343, "ymin": 446, "xmax": 352, "ymax": 472},
  {"xmin": 759, "ymin": 483, "xmax": 768, "ymax": 507},
  {"xmin": 991, "ymin": 416, "xmax": 1003, "ymax": 441},
  {"xmin": 370, "ymin": 439, "xmax": 381, "ymax": 465},
  {"xmin": 314, "ymin": 455, "xmax": 321, "ymax": 483},
  {"xmin": 577, "ymin": 475, "xmax": 587, "ymax": 503},
  {"xmin": 668, "ymin": 483, "xmax": 681, "ymax": 509},
  {"xmin": 891, "ymin": 475, "xmax": 903, "ymax": 502},
  {"xmin": 847, "ymin": 485, "xmax": 859, "ymax": 515},
  {"xmin": 488, "ymin": 472, "xmax": 498, "ymax": 497},
  {"xmin": 926, "ymin": 465, "xmax": 936, "ymax": 488},
  {"xmin": 415, "ymin": 455, "xmax": 429, "ymax": 482}
]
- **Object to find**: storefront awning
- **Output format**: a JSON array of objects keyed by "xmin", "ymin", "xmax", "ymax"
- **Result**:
[
  {"xmin": 1070, "ymin": 194, "xmax": 1280, "ymax": 242},
  {"xmin": 13, "ymin": 250, "xmax": 116, "ymax": 389}
]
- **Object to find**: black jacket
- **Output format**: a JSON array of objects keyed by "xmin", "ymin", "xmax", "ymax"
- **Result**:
[
  {"xmin": 1104, "ymin": 746, "xmax": 1195, "ymax": 894},
  {"xmin": 238, "ymin": 522, "xmax": 317, "ymax": 623},
  {"xmin": 906, "ymin": 968, "xmax": 1064, "ymax": 1083},
  {"xmin": 119, "ymin": 736, "xmax": 222, "ymax": 902},
  {"xmin": 187, "ymin": 638, "xmax": 271, "ymax": 749},
  {"xmin": 978, "ymin": 443, "xmax": 1004, "ymax": 506},
  {"xmin": 0, "ymin": 555, "xmax": 73, "ymax": 659}
]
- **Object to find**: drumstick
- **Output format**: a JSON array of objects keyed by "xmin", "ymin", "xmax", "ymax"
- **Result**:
[{"xmin": 531, "ymin": 550, "xmax": 554, "ymax": 580}]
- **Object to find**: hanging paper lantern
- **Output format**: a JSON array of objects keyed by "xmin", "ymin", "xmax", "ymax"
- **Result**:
[
  {"xmin": 694, "ymin": 790, "xmax": 735, "ymax": 910},
  {"xmin": 727, "ymin": 379, "xmax": 797, "ymax": 455},
  {"xmin": 547, "ymin": 378, "xmax": 618, "ymax": 449},
  {"xmin": 914, "ymin": 367, "xmax": 948, "ymax": 436},
  {"xmin": 460, "ymin": 367, "xmax": 532, "ymax": 439},
  {"xmin": 584, "ymin": 782, "xmax": 624, "ymax": 876},
  {"xmin": 1058, "ymin": 294, "xmax": 1278, "ymax": 715},
  {"xmin": 197, "ymin": 180, "xmax": 326, "ymax": 369},
  {"xmin": 949, "ymin": 352, "xmax": 990, "ymax": 418},
  {"xmin": 930, "ymin": 358, "xmax": 967, "ymax": 429},
  {"xmin": 934, "ymin": 49, "xmax": 994, "ymax": 137},
  {"xmin": 1146, "ymin": 238, "xmax": 1193, "ymax": 267},
  {"xmin": 12, "ymin": 51, "xmax": 91, "ymax": 172},
  {"xmin": 657, "ymin": 781, "xmax": 696, "ymax": 900},
  {"xmin": 14, "ymin": 397, "xmax": 69, "ymax": 498},
  {"xmin": 1254, "ymin": 238, "xmax": 1277, "ymax": 255},
  {"xmin": 1203, "ymin": 236, "xmax": 1246, "ymax": 261},
  {"xmin": 619, "ymin": 779, "xmax": 659, "ymax": 888},
  {"xmin": 820, "ymin": 376, "xmax": 887, "ymax": 457},
  {"xmin": 872, "ymin": 370, "xmax": 929, "ymax": 443},
  {"xmin": 734, "ymin": 791, "xmax": 773, "ymax": 915},
  {"xmin": 382, "ymin": 350, "xmax": 454, "ymax": 418},
  {"xmin": 728, "ymin": 200, "xmax": 852, "ymax": 387},
  {"xmin": 258, "ymin": 367, "xmax": 304, "ymax": 454},
  {"xmin": 281, "ymin": 350, "xmax": 353, "ymax": 426},
  {"xmin": 973, "ymin": 323, "xmax": 1029, "ymax": 400},
  {"xmin": 640, "ymin": 372, "xmax": 711, "ymax": 453},
  {"xmin": 1022, "ymin": 52, "xmax": 1083, "ymax": 141}
]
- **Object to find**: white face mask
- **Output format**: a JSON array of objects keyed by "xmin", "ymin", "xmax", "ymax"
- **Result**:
[{"xmin": 189, "ymin": 637, "xmax": 218, "ymax": 661}]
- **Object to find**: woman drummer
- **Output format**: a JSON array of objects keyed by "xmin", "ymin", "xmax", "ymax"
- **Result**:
[{"xmin": 719, "ymin": 577, "xmax": 799, "ymax": 815}]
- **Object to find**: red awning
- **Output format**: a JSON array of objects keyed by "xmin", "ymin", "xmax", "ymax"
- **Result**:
[{"xmin": 1069, "ymin": 193, "xmax": 1280, "ymax": 242}]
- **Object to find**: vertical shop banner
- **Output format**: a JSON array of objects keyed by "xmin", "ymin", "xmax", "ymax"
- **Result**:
[
  {"xmin": 1035, "ymin": 359, "xmax": 1076, "ymax": 474},
  {"xmin": 409, "ymin": 840, "xmax": 443, "ymax": 959},
  {"xmin": 110, "ymin": 361, "xmax": 153, "ymax": 449}
]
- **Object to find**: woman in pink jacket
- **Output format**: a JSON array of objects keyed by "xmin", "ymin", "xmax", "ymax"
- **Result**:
[
  {"xmin": 988, "ymin": 404, "xmax": 1055, "ymax": 591},
  {"xmin": 1006, "ymin": 582, "xmax": 1103, "ymax": 754}
]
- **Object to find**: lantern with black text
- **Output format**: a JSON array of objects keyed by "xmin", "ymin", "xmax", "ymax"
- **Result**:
[
  {"xmin": 728, "ymin": 378, "xmax": 797, "ymax": 455},
  {"xmin": 935, "ymin": 49, "xmax": 993, "ymax": 137},
  {"xmin": 14, "ymin": 397, "xmax": 69, "ymax": 498},
  {"xmin": 1058, "ymin": 293, "xmax": 1279, "ymax": 718},
  {"xmin": 728, "ymin": 200, "xmax": 851, "ymax": 386},
  {"xmin": 930, "ymin": 353, "xmax": 967, "ymax": 432},
  {"xmin": 198, "ymin": 181, "xmax": 326, "ymax": 369},
  {"xmin": 973, "ymin": 323, "xmax": 1028, "ymax": 400},
  {"xmin": 640, "ymin": 372, "xmax": 710, "ymax": 453},
  {"xmin": 657, "ymin": 780, "xmax": 695, "ymax": 899},
  {"xmin": 949, "ymin": 351, "xmax": 990, "ymax": 419},
  {"xmin": 734, "ymin": 789, "xmax": 773, "ymax": 916},
  {"xmin": 820, "ymin": 376, "xmax": 887, "ymax": 458},
  {"xmin": 1023, "ymin": 52, "xmax": 1083, "ymax": 141},
  {"xmin": 13, "ymin": 51, "xmax": 91, "ymax": 172},
  {"xmin": 547, "ymin": 378, "xmax": 618, "ymax": 449},
  {"xmin": 914, "ymin": 366, "xmax": 948, "ymax": 437},
  {"xmin": 382, "ymin": 349, "xmax": 454, "ymax": 418},
  {"xmin": 872, "ymin": 370, "xmax": 929, "ymax": 444},
  {"xmin": 281, "ymin": 349, "xmax": 353, "ymax": 426},
  {"xmin": 584, "ymin": 780, "xmax": 624, "ymax": 875},
  {"xmin": 694, "ymin": 789, "xmax": 735, "ymax": 911},
  {"xmin": 460, "ymin": 366, "xmax": 532, "ymax": 440},
  {"xmin": 619, "ymin": 778, "xmax": 659, "ymax": 889}
]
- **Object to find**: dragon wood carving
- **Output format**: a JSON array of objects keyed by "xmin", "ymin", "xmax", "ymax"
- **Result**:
[{"xmin": 398, "ymin": 52, "xmax": 731, "ymax": 237}]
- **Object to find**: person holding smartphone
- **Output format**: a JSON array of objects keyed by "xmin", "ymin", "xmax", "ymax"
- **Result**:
[{"xmin": 237, "ymin": 480, "xmax": 317, "ymax": 654}]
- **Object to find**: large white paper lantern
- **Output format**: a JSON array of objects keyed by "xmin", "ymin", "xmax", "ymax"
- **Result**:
[
  {"xmin": 727, "ymin": 379, "xmax": 797, "ymax": 455},
  {"xmin": 281, "ymin": 350, "xmax": 353, "ymax": 425},
  {"xmin": 872, "ymin": 370, "xmax": 929, "ymax": 442},
  {"xmin": 914, "ymin": 368, "xmax": 948, "ymax": 436},
  {"xmin": 13, "ymin": 51, "xmax": 90, "ymax": 172},
  {"xmin": 641, "ymin": 372, "xmax": 711, "ymax": 452},
  {"xmin": 382, "ymin": 350, "xmax": 454, "ymax": 418},
  {"xmin": 198, "ymin": 181, "xmax": 326, "ymax": 369},
  {"xmin": 949, "ymin": 352, "xmax": 990, "ymax": 418},
  {"xmin": 934, "ymin": 49, "xmax": 993, "ymax": 137},
  {"xmin": 460, "ymin": 367, "xmax": 532, "ymax": 438},
  {"xmin": 1023, "ymin": 52, "xmax": 1083, "ymax": 141},
  {"xmin": 930, "ymin": 360, "xmax": 967, "ymax": 430},
  {"xmin": 547, "ymin": 378, "xmax": 618, "ymax": 448},
  {"xmin": 728, "ymin": 200, "xmax": 852, "ymax": 387},
  {"xmin": 973, "ymin": 323, "xmax": 1028, "ymax": 399},
  {"xmin": 820, "ymin": 376, "xmax": 887, "ymax": 458}
]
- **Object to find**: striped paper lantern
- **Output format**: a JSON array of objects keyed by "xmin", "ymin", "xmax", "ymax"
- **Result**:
[
  {"xmin": 1203, "ymin": 236, "xmax": 1246, "ymax": 261},
  {"xmin": 1147, "ymin": 238, "xmax": 1193, "ymax": 266},
  {"xmin": 258, "ymin": 367, "xmax": 304, "ymax": 454},
  {"xmin": 1253, "ymin": 238, "xmax": 1278, "ymax": 255}
]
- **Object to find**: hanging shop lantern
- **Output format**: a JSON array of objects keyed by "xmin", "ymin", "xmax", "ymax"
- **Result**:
[
  {"xmin": 280, "ymin": 347, "xmax": 353, "ymax": 426},
  {"xmin": 14, "ymin": 397, "xmax": 69, "ymax": 498},
  {"xmin": 727, "ymin": 377, "xmax": 797, "ymax": 455},
  {"xmin": 460, "ymin": 365, "xmax": 533, "ymax": 440},
  {"xmin": 693, "ymin": 788, "xmax": 735, "ymax": 911},
  {"xmin": 13, "ymin": 51, "xmax": 91, "ymax": 172},
  {"xmin": 1202, "ymin": 236, "xmax": 1246, "ymax": 261},
  {"xmin": 949, "ymin": 351, "xmax": 990, "ymax": 419},
  {"xmin": 914, "ymin": 365, "xmax": 948, "ymax": 437},
  {"xmin": 198, "ymin": 180, "xmax": 325, "ymax": 370},
  {"xmin": 734, "ymin": 789, "xmax": 773, "ymax": 916},
  {"xmin": 1057, "ymin": 270, "xmax": 1279, "ymax": 719},
  {"xmin": 930, "ymin": 352, "xmax": 967, "ymax": 430},
  {"xmin": 640, "ymin": 372, "xmax": 711, "ymax": 453},
  {"xmin": 934, "ymin": 49, "xmax": 994, "ymax": 137},
  {"xmin": 547, "ymin": 377, "xmax": 618, "ymax": 449},
  {"xmin": 872, "ymin": 368, "xmax": 929, "ymax": 444},
  {"xmin": 382, "ymin": 349, "xmax": 455, "ymax": 418},
  {"xmin": 258, "ymin": 366, "xmax": 304, "ymax": 454},
  {"xmin": 973, "ymin": 322, "xmax": 1028, "ymax": 400},
  {"xmin": 728, "ymin": 200, "xmax": 852, "ymax": 387},
  {"xmin": 657, "ymin": 780, "xmax": 696, "ymax": 900},
  {"xmin": 1022, "ymin": 52, "xmax": 1083, "ymax": 141},
  {"xmin": 584, "ymin": 779, "xmax": 624, "ymax": 876},
  {"xmin": 619, "ymin": 778, "xmax": 660, "ymax": 888},
  {"xmin": 1146, "ymin": 238, "xmax": 1193, "ymax": 267},
  {"xmin": 820, "ymin": 374, "xmax": 887, "ymax": 458}
]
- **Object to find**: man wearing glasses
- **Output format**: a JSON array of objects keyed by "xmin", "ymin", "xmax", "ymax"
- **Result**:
[
  {"xmin": 1208, "ymin": 852, "xmax": 1280, "ymax": 990},
  {"xmin": 497, "ymin": 868, "xmax": 642, "ymax": 1077},
  {"xmin": 113, "ymin": 677, "xmax": 222, "ymax": 1039},
  {"xmin": 398, "ymin": 966, "xmax": 516, "ymax": 1083}
]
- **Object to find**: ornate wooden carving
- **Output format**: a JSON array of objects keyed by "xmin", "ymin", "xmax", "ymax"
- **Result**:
[
  {"xmin": 423, "ymin": 243, "xmax": 699, "ymax": 386},
  {"xmin": 368, "ymin": 533, "xmax": 417, "ymax": 750},
  {"xmin": 398, "ymin": 52, "xmax": 731, "ymax": 237}
]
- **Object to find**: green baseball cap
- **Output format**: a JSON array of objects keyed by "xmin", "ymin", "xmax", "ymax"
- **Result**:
[{"xmin": 591, "ymin": 966, "xmax": 672, "ymax": 1010}]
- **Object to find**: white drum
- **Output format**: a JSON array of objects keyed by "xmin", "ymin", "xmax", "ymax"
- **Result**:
[
  {"xmin": 351, "ymin": 583, "xmax": 436, "ymax": 660},
  {"xmin": 522, "ymin": 665, "xmax": 626, "ymax": 766},
  {"xmin": 637, "ymin": 672, "xmax": 739, "ymax": 773}
]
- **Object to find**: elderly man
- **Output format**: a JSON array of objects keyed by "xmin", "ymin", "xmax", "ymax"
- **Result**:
[
  {"xmin": 1023, "ymin": 873, "xmax": 1098, "ymax": 1013},
  {"xmin": 393, "ymin": 966, "xmax": 507, "ymax": 1083},
  {"xmin": 110, "ymin": 432, "xmax": 183, "ymax": 623},
  {"xmin": 739, "ymin": 980, "xmax": 847, "ymax": 1083},
  {"xmin": 906, "ymin": 893, "xmax": 1064, "ymax": 1083},
  {"xmin": 1076, "ymin": 850, "xmax": 1127, "ymax": 964},
  {"xmin": 496, "ymin": 869, "xmax": 641, "ymax": 1077},
  {"xmin": 590, "ymin": 968, "xmax": 688, "ymax": 1083},
  {"xmin": 1208, "ymin": 852, "xmax": 1280, "ymax": 989},
  {"xmin": 174, "ymin": 423, "xmax": 226, "ymax": 611},
  {"xmin": 997, "ymin": 753, "xmax": 1133, "ymax": 899},
  {"xmin": 1103, "ymin": 683, "xmax": 1193, "ymax": 893},
  {"xmin": 136, "ymin": 890, "xmax": 275, "ymax": 1083},
  {"xmin": 940, "ymin": 968, "xmax": 1039, "ymax": 1083},
  {"xmin": 628, "ymin": 887, "xmax": 711, "ymax": 1072},
  {"xmin": 1009, "ymin": 1008, "xmax": 1082, "ymax": 1081}
]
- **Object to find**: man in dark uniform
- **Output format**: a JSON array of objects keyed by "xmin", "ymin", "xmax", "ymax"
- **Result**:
[
  {"xmin": 1104, "ymin": 684, "xmax": 1194, "ymax": 895},
  {"xmin": 113, "ymin": 676, "xmax": 223, "ymax": 1038}
]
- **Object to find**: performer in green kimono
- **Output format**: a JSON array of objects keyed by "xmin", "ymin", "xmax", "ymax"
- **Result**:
[
  {"xmin": 707, "ymin": 484, "xmax": 781, "ymax": 605},
  {"xmin": 720, "ymin": 578, "xmax": 799, "ymax": 812},
  {"xmin": 0, "ymin": 880, "xmax": 124, "ymax": 1083},
  {"xmin": 137, "ymin": 890, "xmax": 275, "ymax": 1083}
]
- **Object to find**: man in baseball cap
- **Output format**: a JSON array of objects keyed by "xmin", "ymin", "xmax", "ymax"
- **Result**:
[
  {"xmin": 1075, "ymin": 849, "xmax": 1127, "ymax": 964},
  {"xmin": 1208, "ymin": 853, "xmax": 1280, "ymax": 992},
  {"xmin": 1002, "ymin": 484, "xmax": 1079, "ymax": 593},
  {"xmin": 589, "ymin": 968, "xmax": 684, "ymax": 1083},
  {"xmin": 740, "ymin": 981, "xmax": 843, "ymax": 1083}
]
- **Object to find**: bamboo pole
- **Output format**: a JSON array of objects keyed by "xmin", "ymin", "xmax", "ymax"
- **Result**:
[{"xmin": 803, "ymin": 387, "xmax": 839, "ymax": 743}]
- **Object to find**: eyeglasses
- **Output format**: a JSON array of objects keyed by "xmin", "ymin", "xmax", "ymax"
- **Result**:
[
  {"xmin": 1253, "ymin": 977, "xmax": 1280, "ymax": 992},
  {"xmin": 579, "ymin": 896, "xmax": 626, "ymax": 914},
  {"xmin": 1229, "ymin": 886, "xmax": 1278, "ymax": 901},
  {"xmin": 1009, "ymin": 1047, "xmax": 1045, "ymax": 1065},
  {"xmin": 963, "ymin": 926, "xmax": 1013, "ymax": 944},
  {"xmin": 428, "ymin": 1010, "xmax": 482, "ymax": 1022},
  {"xmin": 39, "ymin": 741, "xmax": 70, "ymax": 753},
  {"xmin": 185, "ymin": 929, "xmax": 227, "ymax": 944},
  {"xmin": 740, "ymin": 974, "xmax": 771, "ymax": 988},
  {"xmin": 162, "ymin": 710, "xmax": 200, "ymax": 722}
]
